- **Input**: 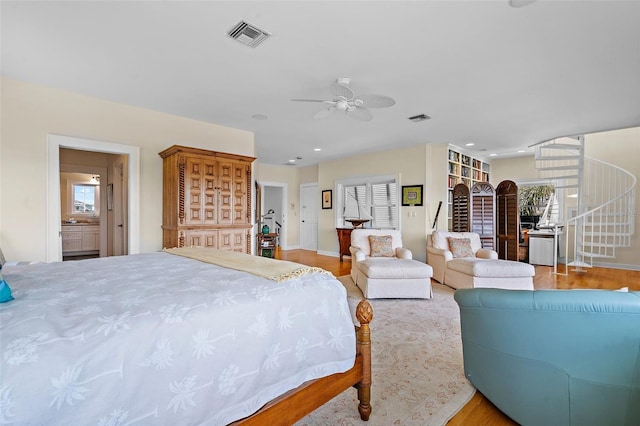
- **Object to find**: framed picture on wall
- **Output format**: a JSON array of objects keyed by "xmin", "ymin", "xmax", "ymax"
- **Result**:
[
  {"xmin": 401, "ymin": 185, "xmax": 423, "ymax": 206},
  {"xmin": 322, "ymin": 189, "xmax": 332, "ymax": 209}
]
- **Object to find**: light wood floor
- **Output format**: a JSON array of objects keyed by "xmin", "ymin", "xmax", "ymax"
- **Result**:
[{"xmin": 275, "ymin": 248, "xmax": 640, "ymax": 426}]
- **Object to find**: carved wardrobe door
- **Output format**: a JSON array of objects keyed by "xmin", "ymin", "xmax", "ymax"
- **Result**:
[
  {"xmin": 451, "ymin": 183, "xmax": 470, "ymax": 232},
  {"xmin": 496, "ymin": 180, "xmax": 519, "ymax": 260},
  {"xmin": 470, "ymin": 182, "xmax": 496, "ymax": 250},
  {"xmin": 159, "ymin": 145, "xmax": 255, "ymax": 253}
]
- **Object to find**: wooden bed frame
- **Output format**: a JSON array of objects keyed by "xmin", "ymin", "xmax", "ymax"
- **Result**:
[{"xmin": 233, "ymin": 299, "xmax": 374, "ymax": 424}]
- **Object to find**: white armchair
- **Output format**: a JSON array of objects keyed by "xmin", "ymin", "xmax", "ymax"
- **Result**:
[
  {"xmin": 427, "ymin": 230, "xmax": 534, "ymax": 290},
  {"xmin": 427, "ymin": 231, "xmax": 497, "ymax": 283},
  {"xmin": 349, "ymin": 229, "xmax": 432, "ymax": 299}
]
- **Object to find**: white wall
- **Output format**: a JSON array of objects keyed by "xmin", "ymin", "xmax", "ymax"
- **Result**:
[
  {"xmin": 318, "ymin": 144, "xmax": 430, "ymax": 262},
  {"xmin": 0, "ymin": 77, "xmax": 254, "ymax": 261},
  {"xmin": 490, "ymin": 155, "xmax": 538, "ymax": 186}
]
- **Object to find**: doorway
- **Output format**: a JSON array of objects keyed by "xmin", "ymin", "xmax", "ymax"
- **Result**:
[
  {"xmin": 260, "ymin": 182, "xmax": 288, "ymax": 250},
  {"xmin": 46, "ymin": 134, "xmax": 140, "ymax": 262}
]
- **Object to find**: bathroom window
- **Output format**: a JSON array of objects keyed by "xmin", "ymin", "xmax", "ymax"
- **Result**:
[{"xmin": 72, "ymin": 184, "xmax": 99, "ymax": 215}]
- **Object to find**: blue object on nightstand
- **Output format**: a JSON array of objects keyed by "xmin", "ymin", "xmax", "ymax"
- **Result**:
[
  {"xmin": 0, "ymin": 261, "xmax": 14, "ymax": 303},
  {"xmin": 0, "ymin": 276, "xmax": 14, "ymax": 303}
]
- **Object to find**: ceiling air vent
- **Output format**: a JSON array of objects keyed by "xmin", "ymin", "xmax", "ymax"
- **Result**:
[{"xmin": 227, "ymin": 21, "xmax": 271, "ymax": 48}]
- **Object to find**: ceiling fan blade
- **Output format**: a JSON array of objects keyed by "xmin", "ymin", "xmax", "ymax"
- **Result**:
[
  {"xmin": 348, "ymin": 107, "xmax": 373, "ymax": 122},
  {"xmin": 313, "ymin": 106, "xmax": 335, "ymax": 120},
  {"xmin": 330, "ymin": 80, "xmax": 355, "ymax": 101},
  {"xmin": 291, "ymin": 98, "xmax": 329, "ymax": 103},
  {"xmin": 356, "ymin": 94, "xmax": 396, "ymax": 109}
]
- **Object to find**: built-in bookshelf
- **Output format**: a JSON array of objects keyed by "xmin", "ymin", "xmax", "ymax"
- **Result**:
[{"xmin": 447, "ymin": 147, "xmax": 490, "ymax": 229}]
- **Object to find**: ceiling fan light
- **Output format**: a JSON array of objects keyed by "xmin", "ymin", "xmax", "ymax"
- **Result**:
[{"xmin": 298, "ymin": 78, "xmax": 395, "ymax": 121}]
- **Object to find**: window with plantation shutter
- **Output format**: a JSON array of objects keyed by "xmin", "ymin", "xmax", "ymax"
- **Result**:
[
  {"xmin": 338, "ymin": 176, "xmax": 398, "ymax": 229},
  {"xmin": 371, "ymin": 182, "xmax": 397, "ymax": 228}
]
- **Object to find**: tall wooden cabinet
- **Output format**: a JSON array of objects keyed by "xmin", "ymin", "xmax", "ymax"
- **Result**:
[{"xmin": 159, "ymin": 145, "xmax": 255, "ymax": 253}]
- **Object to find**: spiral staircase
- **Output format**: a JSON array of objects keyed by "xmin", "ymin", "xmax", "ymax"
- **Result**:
[{"xmin": 533, "ymin": 135, "xmax": 637, "ymax": 272}]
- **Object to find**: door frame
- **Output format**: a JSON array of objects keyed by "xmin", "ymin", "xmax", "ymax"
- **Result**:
[
  {"xmin": 260, "ymin": 181, "xmax": 288, "ymax": 250},
  {"xmin": 46, "ymin": 134, "xmax": 140, "ymax": 262}
]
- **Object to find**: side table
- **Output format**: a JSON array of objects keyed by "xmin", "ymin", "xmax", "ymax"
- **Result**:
[
  {"xmin": 336, "ymin": 228, "xmax": 354, "ymax": 262},
  {"xmin": 257, "ymin": 233, "xmax": 278, "ymax": 258}
]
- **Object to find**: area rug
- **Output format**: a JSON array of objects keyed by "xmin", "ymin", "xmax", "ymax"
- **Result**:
[{"xmin": 297, "ymin": 277, "xmax": 476, "ymax": 426}]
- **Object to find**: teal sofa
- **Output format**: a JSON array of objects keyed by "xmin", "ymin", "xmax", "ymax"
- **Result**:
[{"xmin": 454, "ymin": 288, "xmax": 640, "ymax": 426}]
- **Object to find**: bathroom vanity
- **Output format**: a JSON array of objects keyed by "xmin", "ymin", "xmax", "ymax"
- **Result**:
[{"xmin": 61, "ymin": 223, "xmax": 100, "ymax": 256}]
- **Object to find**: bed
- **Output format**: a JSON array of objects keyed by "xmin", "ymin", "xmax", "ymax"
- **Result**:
[{"xmin": 0, "ymin": 248, "xmax": 372, "ymax": 425}]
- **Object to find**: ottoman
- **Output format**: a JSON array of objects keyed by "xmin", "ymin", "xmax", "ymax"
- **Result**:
[
  {"xmin": 444, "ymin": 258, "xmax": 535, "ymax": 290},
  {"xmin": 354, "ymin": 258, "xmax": 433, "ymax": 299}
]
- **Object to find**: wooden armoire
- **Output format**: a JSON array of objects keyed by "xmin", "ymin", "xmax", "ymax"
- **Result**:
[{"xmin": 159, "ymin": 145, "xmax": 255, "ymax": 253}]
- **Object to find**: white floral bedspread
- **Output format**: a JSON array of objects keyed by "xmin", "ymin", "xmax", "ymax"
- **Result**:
[{"xmin": 0, "ymin": 252, "xmax": 355, "ymax": 425}]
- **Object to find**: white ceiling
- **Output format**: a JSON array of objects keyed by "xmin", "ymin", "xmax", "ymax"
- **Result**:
[{"xmin": 2, "ymin": 1, "xmax": 639, "ymax": 167}]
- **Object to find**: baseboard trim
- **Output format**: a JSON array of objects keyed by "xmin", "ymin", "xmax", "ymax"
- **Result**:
[
  {"xmin": 561, "ymin": 257, "xmax": 640, "ymax": 271},
  {"xmin": 592, "ymin": 261, "xmax": 640, "ymax": 271},
  {"xmin": 317, "ymin": 250, "xmax": 339, "ymax": 258}
]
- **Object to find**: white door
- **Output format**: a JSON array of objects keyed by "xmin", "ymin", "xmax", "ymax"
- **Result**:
[{"xmin": 300, "ymin": 184, "xmax": 318, "ymax": 251}]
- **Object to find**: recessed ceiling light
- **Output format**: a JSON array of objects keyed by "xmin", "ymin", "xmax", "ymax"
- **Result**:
[
  {"xmin": 314, "ymin": 148, "xmax": 321, "ymax": 152},
  {"xmin": 288, "ymin": 159, "xmax": 295, "ymax": 163},
  {"xmin": 489, "ymin": 153, "xmax": 497, "ymax": 157},
  {"xmin": 465, "ymin": 143, "xmax": 475, "ymax": 147},
  {"xmin": 517, "ymin": 150, "xmax": 526, "ymax": 153},
  {"xmin": 252, "ymin": 114, "xmax": 268, "ymax": 120}
]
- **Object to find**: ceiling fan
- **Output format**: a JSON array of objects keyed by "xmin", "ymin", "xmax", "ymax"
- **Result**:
[{"xmin": 291, "ymin": 78, "xmax": 395, "ymax": 121}]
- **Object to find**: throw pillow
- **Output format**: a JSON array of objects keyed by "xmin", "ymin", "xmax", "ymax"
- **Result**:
[
  {"xmin": 369, "ymin": 235, "xmax": 394, "ymax": 257},
  {"xmin": 448, "ymin": 237, "xmax": 475, "ymax": 258}
]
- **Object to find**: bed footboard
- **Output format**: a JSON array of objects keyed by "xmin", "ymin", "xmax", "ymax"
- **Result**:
[
  {"xmin": 355, "ymin": 298, "xmax": 373, "ymax": 420},
  {"xmin": 234, "ymin": 299, "xmax": 373, "ymax": 424}
]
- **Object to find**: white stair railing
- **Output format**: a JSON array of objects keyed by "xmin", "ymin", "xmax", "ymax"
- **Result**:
[
  {"xmin": 533, "ymin": 136, "xmax": 636, "ymax": 272},
  {"xmin": 568, "ymin": 156, "xmax": 636, "ymax": 269}
]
